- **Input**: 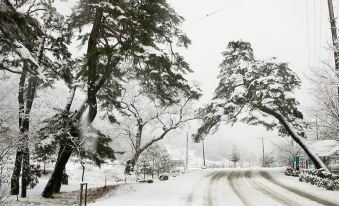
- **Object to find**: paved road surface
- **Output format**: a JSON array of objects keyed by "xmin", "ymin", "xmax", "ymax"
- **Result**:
[
  {"xmin": 91, "ymin": 169, "xmax": 339, "ymax": 206},
  {"xmin": 189, "ymin": 170, "xmax": 338, "ymax": 206}
]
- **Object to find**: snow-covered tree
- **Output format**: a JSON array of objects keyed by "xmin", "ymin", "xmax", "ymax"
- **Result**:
[
  {"xmin": 308, "ymin": 63, "xmax": 339, "ymax": 141},
  {"xmin": 272, "ymin": 140, "xmax": 302, "ymax": 169},
  {"xmin": 137, "ymin": 144, "xmax": 173, "ymax": 179},
  {"xmin": 1, "ymin": 0, "xmax": 72, "ymax": 197},
  {"xmin": 229, "ymin": 145, "xmax": 240, "ymax": 168},
  {"xmin": 262, "ymin": 153, "xmax": 275, "ymax": 167},
  {"xmin": 116, "ymin": 83, "xmax": 197, "ymax": 174},
  {"xmin": 194, "ymin": 40, "xmax": 328, "ymax": 171},
  {"xmin": 41, "ymin": 0, "xmax": 200, "ymax": 198}
]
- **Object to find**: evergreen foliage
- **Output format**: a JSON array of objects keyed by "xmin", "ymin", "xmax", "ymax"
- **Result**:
[
  {"xmin": 34, "ymin": 110, "xmax": 115, "ymax": 167},
  {"xmin": 0, "ymin": 0, "xmax": 72, "ymax": 82},
  {"xmin": 1, "ymin": 0, "xmax": 200, "ymax": 198},
  {"xmin": 194, "ymin": 40, "xmax": 304, "ymax": 142},
  {"xmin": 229, "ymin": 145, "xmax": 240, "ymax": 165},
  {"xmin": 67, "ymin": 0, "xmax": 200, "ymax": 106},
  {"xmin": 194, "ymin": 40, "xmax": 327, "ymax": 170}
]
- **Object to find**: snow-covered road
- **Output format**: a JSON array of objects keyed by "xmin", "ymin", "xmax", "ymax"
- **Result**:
[{"xmin": 91, "ymin": 168, "xmax": 339, "ymax": 206}]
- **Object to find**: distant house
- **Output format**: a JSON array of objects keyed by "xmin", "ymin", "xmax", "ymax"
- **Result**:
[{"xmin": 309, "ymin": 140, "xmax": 339, "ymax": 173}]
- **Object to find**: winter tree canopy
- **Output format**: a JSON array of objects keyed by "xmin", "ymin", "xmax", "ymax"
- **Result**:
[{"xmin": 194, "ymin": 40, "xmax": 328, "ymax": 171}]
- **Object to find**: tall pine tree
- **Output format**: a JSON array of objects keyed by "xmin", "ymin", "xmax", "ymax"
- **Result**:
[
  {"xmin": 41, "ymin": 0, "xmax": 200, "ymax": 198},
  {"xmin": 194, "ymin": 40, "xmax": 328, "ymax": 171},
  {"xmin": 1, "ymin": 0, "xmax": 71, "ymax": 197}
]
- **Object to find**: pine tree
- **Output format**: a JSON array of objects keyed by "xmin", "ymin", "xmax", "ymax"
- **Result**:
[
  {"xmin": 1, "ymin": 0, "xmax": 71, "ymax": 198},
  {"xmin": 194, "ymin": 40, "xmax": 328, "ymax": 171},
  {"xmin": 229, "ymin": 146, "xmax": 240, "ymax": 168},
  {"xmin": 41, "ymin": 0, "xmax": 200, "ymax": 198}
]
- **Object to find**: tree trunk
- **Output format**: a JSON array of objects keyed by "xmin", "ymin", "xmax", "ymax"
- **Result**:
[
  {"xmin": 259, "ymin": 106, "xmax": 329, "ymax": 171},
  {"xmin": 41, "ymin": 9, "xmax": 103, "ymax": 198},
  {"xmin": 53, "ymin": 147, "xmax": 65, "ymax": 193},
  {"xmin": 86, "ymin": 9, "xmax": 102, "ymax": 123},
  {"xmin": 135, "ymin": 121, "xmax": 143, "ymax": 150},
  {"xmin": 21, "ymin": 139, "xmax": 29, "ymax": 198},
  {"xmin": 124, "ymin": 123, "xmax": 143, "ymax": 175},
  {"xmin": 43, "ymin": 162, "xmax": 46, "ymax": 175},
  {"xmin": 10, "ymin": 73, "xmax": 37, "ymax": 198},
  {"xmin": 10, "ymin": 20, "xmax": 45, "ymax": 196},
  {"xmin": 20, "ymin": 77, "xmax": 37, "ymax": 198},
  {"xmin": 143, "ymin": 161, "xmax": 146, "ymax": 180},
  {"xmin": 41, "ymin": 146, "xmax": 72, "ymax": 198},
  {"xmin": 124, "ymin": 157, "xmax": 138, "ymax": 175},
  {"xmin": 10, "ymin": 66, "xmax": 26, "ymax": 195},
  {"xmin": 42, "ymin": 76, "xmax": 106, "ymax": 197},
  {"xmin": 10, "ymin": 150, "xmax": 22, "ymax": 195},
  {"xmin": 124, "ymin": 130, "xmax": 171, "ymax": 175}
]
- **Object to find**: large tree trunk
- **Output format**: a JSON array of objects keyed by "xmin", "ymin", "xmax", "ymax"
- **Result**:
[
  {"xmin": 20, "ymin": 77, "xmax": 37, "ymax": 198},
  {"xmin": 42, "ymin": 77, "xmax": 107, "ymax": 197},
  {"xmin": 124, "ymin": 122, "xmax": 143, "ymax": 175},
  {"xmin": 10, "ymin": 150, "xmax": 22, "ymax": 195},
  {"xmin": 259, "ymin": 106, "xmax": 329, "ymax": 172},
  {"xmin": 10, "ymin": 68, "xmax": 38, "ymax": 198},
  {"xmin": 10, "ymin": 21, "xmax": 45, "ymax": 196},
  {"xmin": 41, "ymin": 8, "xmax": 103, "ymax": 198},
  {"xmin": 10, "ymin": 67, "xmax": 27, "ymax": 195},
  {"xmin": 53, "ymin": 146, "xmax": 67, "ymax": 193},
  {"xmin": 124, "ymin": 154, "xmax": 140, "ymax": 175},
  {"xmin": 21, "ymin": 138, "xmax": 29, "ymax": 198},
  {"xmin": 86, "ymin": 8, "xmax": 102, "ymax": 124},
  {"xmin": 41, "ymin": 145, "xmax": 72, "ymax": 198}
]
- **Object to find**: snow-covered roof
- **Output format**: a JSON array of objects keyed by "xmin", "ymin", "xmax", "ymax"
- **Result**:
[{"xmin": 310, "ymin": 140, "xmax": 339, "ymax": 157}]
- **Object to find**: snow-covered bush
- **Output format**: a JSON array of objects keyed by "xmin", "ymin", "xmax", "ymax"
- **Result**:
[
  {"xmin": 0, "ymin": 156, "xmax": 12, "ymax": 201},
  {"xmin": 299, "ymin": 169, "xmax": 339, "ymax": 190}
]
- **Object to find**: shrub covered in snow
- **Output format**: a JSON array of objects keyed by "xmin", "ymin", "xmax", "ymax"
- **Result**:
[{"xmin": 299, "ymin": 169, "xmax": 339, "ymax": 190}]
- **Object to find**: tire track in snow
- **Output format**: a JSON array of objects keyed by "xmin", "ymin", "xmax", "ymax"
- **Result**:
[
  {"xmin": 186, "ymin": 171, "xmax": 220, "ymax": 206},
  {"xmin": 227, "ymin": 171, "xmax": 255, "ymax": 206},
  {"xmin": 260, "ymin": 171, "xmax": 338, "ymax": 206},
  {"xmin": 206, "ymin": 171, "xmax": 228, "ymax": 206},
  {"xmin": 244, "ymin": 171, "xmax": 297, "ymax": 206}
]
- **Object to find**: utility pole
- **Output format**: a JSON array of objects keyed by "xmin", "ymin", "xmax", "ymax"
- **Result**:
[
  {"xmin": 316, "ymin": 115, "xmax": 319, "ymax": 140},
  {"xmin": 261, "ymin": 137, "xmax": 265, "ymax": 167},
  {"xmin": 185, "ymin": 132, "xmax": 189, "ymax": 172},
  {"xmin": 202, "ymin": 138, "xmax": 206, "ymax": 168},
  {"xmin": 327, "ymin": 0, "xmax": 339, "ymax": 101},
  {"xmin": 327, "ymin": 0, "xmax": 339, "ymax": 71}
]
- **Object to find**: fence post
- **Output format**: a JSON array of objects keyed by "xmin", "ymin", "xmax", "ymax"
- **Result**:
[{"xmin": 79, "ymin": 183, "xmax": 88, "ymax": 206}]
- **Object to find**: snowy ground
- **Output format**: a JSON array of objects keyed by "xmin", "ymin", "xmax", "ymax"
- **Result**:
[
  {"xmin": 0, "ymin": 160, "xmax": 127, "ymax": 205},
  {"xmin": 2, "ymin": 167, "xmax": 339, "ymax": 206},
  {"xmin": 90, "ymin": 168, "xmax": 339, "ymax": 206}
]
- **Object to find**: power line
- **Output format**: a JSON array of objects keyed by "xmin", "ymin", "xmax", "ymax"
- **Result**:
[
  {"xmin": 319, "ymin": 0, "xmax": 322, "ymax": 67},
  {"xmin": 185, "ymin": 1, "xmax": 242, "ymax": 27},
  {"xmin": 305, "ymin": 0, "xmax": 311, "ymax": 67},
  {"xmin": 314, "ymin": 0, "xmax": 317, "ymax": 67}
]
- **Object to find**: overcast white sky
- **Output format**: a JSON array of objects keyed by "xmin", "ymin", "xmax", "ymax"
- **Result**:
[
  {"xmin": 163, "ymin": 0, "xmax": 337, "ymax": 157},
  {"xmin": 55, "ymin": 0, "xmax": 338, "ymax": 159}
]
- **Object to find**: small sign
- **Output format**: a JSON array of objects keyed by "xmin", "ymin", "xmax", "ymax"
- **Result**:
[{"xmin": 296, "ymin": 155, "xmax": 307, "ymax": 170}]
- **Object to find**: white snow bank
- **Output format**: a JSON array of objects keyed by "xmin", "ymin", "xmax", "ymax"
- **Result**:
[{"xmin": 310, "ymin": 140, "xmax": 339, "ymax": 156}]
